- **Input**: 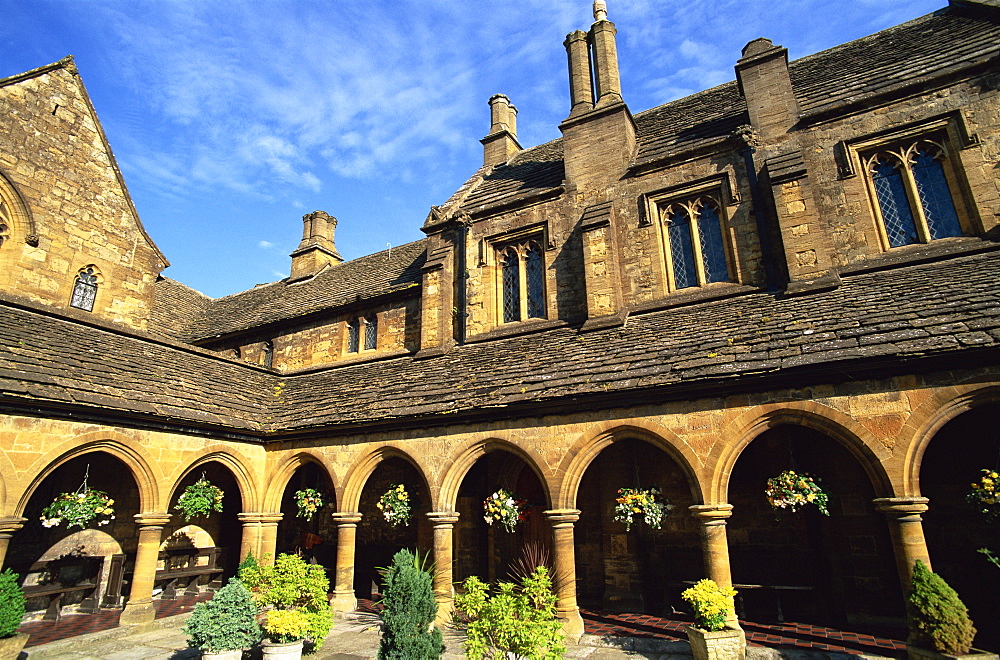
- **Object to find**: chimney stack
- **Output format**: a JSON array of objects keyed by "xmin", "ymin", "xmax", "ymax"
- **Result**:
[
  {"xmin": 481, "ymin": 94, "xmax": 522, "ymax": 166},
  {"xmin": 289, "ymin": 210, "xmax": 343, "ymax": 280},
  {"xmin": 735, "ymin": 38, "xmax": 800, "ymax": 142}
]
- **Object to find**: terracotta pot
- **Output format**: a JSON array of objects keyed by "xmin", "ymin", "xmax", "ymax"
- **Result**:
[
  {"xmin": 0, "ymin": 632, "xmax": 29, "ymax": 660},
  {"xmin": 907, "ymin": 645, "xmax": 999, "ymax": 660},
  {"xmin": 261, "ymin": 639, "xmax": 304, "ymax": 660},
  {"xmin": 202, "ymin": 649, "xmax": 243, "ymax": 660},
  {"xmin": 685, "ymin": 625, "xmax": 745, "ymax": 660}
]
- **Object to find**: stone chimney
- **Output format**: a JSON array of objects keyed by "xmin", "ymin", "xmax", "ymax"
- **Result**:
[
  {"xmin": 735, "ymin": 38, "xmax": 800, "ymax": 143},
  {"xmin": 289, "ymin": 210, "xmax": 343, "ymax": 280},
  {"xmin": 481, "ymin": 94, "xmax": 522, "ymax": 166},
  {"xmin": 559, "ymin": 1, "xmax": 636, "ymax": 192}
]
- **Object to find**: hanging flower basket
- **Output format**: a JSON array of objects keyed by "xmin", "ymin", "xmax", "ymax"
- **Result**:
[
  {"xmin": 294, "ymin": 488, "xmax": 325, "ymax": 521},
  {"xmin": 614, "ymin": 487, "xmax": 672, "ymax": 531},
  {"xmin": 41, "ymin": 488, "xmax": 114, "ymax": 530},
  {"xmin": 967, "ymin": 469, "xmax": 999, "ymax": 521},
  {"xmin": 377, "ymin": 484, "xmax": 412, "ymax": 527},
  {"xmin": 765, "ymin": 470, "xmax": 830, "ymax": 516},
  {"xmin": 483, "ymin": 488, "xmax": 529, "ymax": 533},
  {"xmin": 175, "ymin": 476, "xmax": 224, "ymax": 522}
]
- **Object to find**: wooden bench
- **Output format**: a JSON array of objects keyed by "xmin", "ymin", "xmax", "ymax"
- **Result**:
[
  {"xmin": 21, "ymin": 554, "xmax": 121, "ymax": 621},
  {"xmin": 155, "ymin": 547, "xmax": 224, "ymax": 600}
]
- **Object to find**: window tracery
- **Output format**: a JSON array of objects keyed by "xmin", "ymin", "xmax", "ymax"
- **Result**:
[
  {"xmin": 498, "ymin": 239, "xmax": 545, "ymax": 323},
  {"xmin": 70, "ymin": 265, "xmax": 100, "ymax": 312},
  {"xmin": 657, "ymin": 194, "xmax": 732, "ymax": 291}
]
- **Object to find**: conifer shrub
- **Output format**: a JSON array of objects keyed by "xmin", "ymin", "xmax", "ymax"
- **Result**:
[
  {"xmin": 183, "ymin": 578, "xmax": 262, "ymax": 653},
  {"xmin": 906, "ymin": 560, "xmax": 976, "ymax": 655},
  {"xmin": 377, "ymin": 548, "xmax": 443, "ymax": 660},
  {"xmin": 0, "ymin": 569, "xmax": 25, "ymax": 639},
  {"xmin": 454, "ymin": 566, "xmax": 565, "ymax": 660}
]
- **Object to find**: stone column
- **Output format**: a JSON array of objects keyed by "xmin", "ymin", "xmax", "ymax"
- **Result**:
[
  {"xmin": 120, "ymin": 512, "xmax": 171, "ymax": 625},
  {"xmin": 0, "ymin": 517, "xmax": 25, "ymax": 570},
  {"xmin": 544, "ymin": 509, "xmax": 584, "ymax": 642},
  {"xmin": 238, "ymin": 512, "xmax": 264, "ymax": 560},
  {"xmin": 331, "ymin": 512, "xmax": 362, "ymax": 614},
  {"xmin": 874, "ymin": 497, "xmax": 932, "ymax": 589},
  {"xmin": 690, "ymin": 504, "xmax": 742, "ymax": 631},
  {"xmin": 427, "ymin": 511, "xmax": 459, "ymax": 623},
  {"xmin": 257, "ymin": 513, "xmax": 284, "ymax": 563}
]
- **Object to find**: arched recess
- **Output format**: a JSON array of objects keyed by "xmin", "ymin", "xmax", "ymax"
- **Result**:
[
  {"xmin": 341, "ymin": 445, "xmax": 433, "ymax": 513},
  {"xmin": 16, "ymin": 434, "xmax": 160, "ymax": 516},
  {"xmin": 899, "ymin": 385, "xmax": 1000, "ymax": 497},
  {"xmin": 168, "ymin": 447, "xmax": 260, "ymax": 513},
  {"xmin": 438, "ymin": 438, "xmax": 552, "ymax": 513},
  {"xmin": 264, "ymin": 451, "xmax": 338, "ymax": 513},
  {"xmin": 0, "ymin": 167, "xmax": 38, "ymax": 247},
  {"xmin": 557, "ymin": 420, "xmax": 704, "ymax": 509},
  {"xmin": 716, "ymin": 402, "xmax": 893, "ymax": 503}
]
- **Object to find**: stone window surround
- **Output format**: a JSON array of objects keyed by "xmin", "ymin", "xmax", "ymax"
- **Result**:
[
  {"xmin": 345, "ymin": 313, "xmax": 378, "ymax": 354},
  {"xmin": 484, "ymin": 223, "xmax": 549, "ymax": 325},
  {"xmin": 837, "ymin": 114, "xmax": 981, "ymax": 253},
  {"xmin": 69, "ymin": 264, "xmax": 102, "ymax": 312},
  {"xmin": 643, "ymin": 175, "xmax": 739, "ymax": 294}
]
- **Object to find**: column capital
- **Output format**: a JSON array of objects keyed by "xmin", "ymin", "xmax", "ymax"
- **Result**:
[
  {"xmin": 133, "ymin": 512, "xmax": 171, "ymax": 527},
  {"xmin": 689, "ymin": 503, "xmax": 734, "ymax": 524},
  {"xmin": 874, "ymin": 497, "xmax": 929, "ymax": 516},
  {"xmin": 544, "ymin": 508, "xmax": 581, "ymax": 525},
  {"xmin": 237, "ymin": 512, "xmax": 284, "ymax": 525},
  {"xmin": 0, "ymin": 517, "xmax": 27, "ymax": 534},
  {"xmin": 426, "ymin": 511, "xmax": 460, "ymax": 526},
  {"xmin": 331, "ymin": 512, "xmax": 362, "ymax": 525}
]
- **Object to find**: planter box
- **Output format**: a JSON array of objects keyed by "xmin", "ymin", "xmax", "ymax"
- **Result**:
[
  {"xmin": 0, "ymin": 633, "xmax": 29, "ymax": 660},
  {"xmin": 908, "ymin": 645, "xmax": 999, "ymax": 660},
  {"xmin": 686, "ymin": 625, "xmax": 746, "ymax": 660}
]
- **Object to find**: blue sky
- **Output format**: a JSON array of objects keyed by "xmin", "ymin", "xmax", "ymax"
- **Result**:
[{"xmin": 1, "ymin": 0, "xmax": 944, "ymax": 298}]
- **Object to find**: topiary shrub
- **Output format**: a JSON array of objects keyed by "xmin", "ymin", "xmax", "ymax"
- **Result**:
[
  {"xmin": 454, "ymin": 566, "xmax": 565, "ymax": 660},
  {"xmin": 183, "ymin": 577, "xmax": 262, "ymax": 653},
  {"xmin": 906, "ymin": 560, "xmax": 976, "ymax": 655},
  {"xmin": 377, "ymin": 548, "xmax": 443, "ymax": 660},
  {"xmin": 0, "ymin": 569, "xmax": 25, "ymax": 639}
]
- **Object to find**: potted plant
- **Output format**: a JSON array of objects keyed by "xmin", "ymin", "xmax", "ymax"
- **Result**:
[
  {"xmin": 906, "ymin": 560, "xmax": 996, "ymax": 660},
  {"xmin": 176, "ymin": 475, "xmax": 224, "ymax": 522},
  {"xmin": 0, "ymin": 569, "xmax": 27, "ymax": 660},
  {"xmin": 681, "ymin": 579, "xmax": 745, "ymax": 660},
  {"xmin": 764, "ymin": 470, "xmax": 830, "ymax": 516},
  {"xmin": 183, "ymin": 577, "xmax": 261, "ymax": 659},
  {"xmin": 261, "ymin": 609, "xmax": 310, "ymax": 659},
  {"xmin": 240, "ymin": 553, "xmax": 332, "ymax": 655},
  {"xmin": 613, "ymin": 487, "xmax": 672, "ymax": 531},
  {"xmin": 293, "ymin": 488, "xmax": 324, "ymax": 522},
  {"xmin": 376, "ymin": 484, "xmax": 412, "ymax": 527},
  {"xmin": 482, "ymin": 489, "xmax": 528, "ymax": 533}
]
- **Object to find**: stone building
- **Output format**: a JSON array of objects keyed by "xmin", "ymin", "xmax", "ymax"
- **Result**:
[{"xmin": 1, "ymin": 0, "xmax": 999, "ymax": 646}]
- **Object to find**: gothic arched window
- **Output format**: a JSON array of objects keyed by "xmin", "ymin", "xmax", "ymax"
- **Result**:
[
  {"xmin": 659, "ymin": 195, "xmax": 732, "ymax": 291},
  {"xmin": 69, "ymin": 265, "xmax": 100, "ymax": 312},
  {"xmin": 498, "ymin": 239, "xmax": 546, "ymax": 323}
]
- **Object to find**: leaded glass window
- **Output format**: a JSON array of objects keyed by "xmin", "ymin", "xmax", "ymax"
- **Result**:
[
  {"xmin": 69, "ymin": 265, "xmax": 99, "ymax": 312},
  {"xmin": 347, "ymin": 318, "xmax": 360, "ymax": 353},
  {"xmin": 364, "ymin": 314, "xmax": 378, "ymax": 350},
  {"xmin": 0, "ymin": 199, "xmax": 9, "ymax": 249},
  {"xmin": 262, "ymin": 341, "xmax": 274, "ymax": 368},
  {"xmin": 498, "ymin": 238, "xmax": 546, "ymax": 323},
  {"xmin": 659, "ymin": 195, "xmax": 731, "ymax": 291},
  {"xmin": 864, "ymin": 138, "xmax": 963, "ymax": 250}
]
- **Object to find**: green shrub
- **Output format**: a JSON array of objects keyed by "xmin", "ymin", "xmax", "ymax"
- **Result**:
[
  {"xmin": 377, "ymin": 549, "xmax": 443, "ymax": 660},
  {"xmin": 0, "ymin": 569, "xmax": 25, "ymax": 639},
  {"xmin": 183, "ymin": 578, "xmax": 262, "ymax": 653},
  {"xmin": 906, "ymin": 560, "xmax": 976, "ymax": 655},
  {"xmin": 240, "ymin": 553, "xmax": 333, "ymax": 650},
  {"xmin": 454, "ymin": 566, "xmax": 565, "ymax": 660},
  {"xmin": 681, "ymin": 579, "xmax": 737, "ymax": 632}
]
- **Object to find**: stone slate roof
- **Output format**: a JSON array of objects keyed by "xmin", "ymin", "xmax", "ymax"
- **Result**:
[
  {"xmin": 453, "ymin": 3, "xmax": 999, "ymax": 214},
  {"xmin": 275, "ymin": 249, "xmax": 1000, "ymax": 430},
  {"xmin": 149, "ymin": 277, "xmax": 212, "ymax": 341},
  {"xmin": 0, "ymin": 300, "xmax": 274, "ymax": 431},
  {"xmin": 152, "ymin": 239, "xmax": 428, "ymax": 341}
]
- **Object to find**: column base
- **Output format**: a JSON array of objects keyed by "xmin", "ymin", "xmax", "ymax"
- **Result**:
[
  {"xmin": 119, "ymin": 600, "xmax": 156, "ymax": 625},
  {"xmin": 434, "ymin": 593, "xmax": 454, "ymax": 626},
  {"xmin": 558, "ymin": 607, "xmax": 585, "ymax": 643},
  {"xmin": 330, "ymin": 590, "xmax": 357, "ymax": 615}
]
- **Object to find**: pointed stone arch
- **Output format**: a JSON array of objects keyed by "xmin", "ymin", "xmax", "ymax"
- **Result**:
[
  {"xmin": 168, "ymin": 446, "xmax": 261, "ymax": 513},
  {"xmin": 341, "ymin": 445, "xmax": 434, "ymax": 513},
  {"xmin": 899, "ymin": 384, "xmax": 1000, "ymax": 497},
  {"xmin": 264, "ymin": 450, "xmax": 339, "ymax": 512},
  {"xmin": 0, "ymin": 167, "xmax": 38, "ymax": 248},
  {"xmin": 557, "ymin": 419, "xmax": 704, "ymax": 509},
  {"xmin": 438, "ymin": 438, "xmax": 552, "ymax": 512},
  {"xmin": 715, "ymin": 401, "xmax": 893, "ymax": 502},
  {"xmin": 15, "ymin": 432, "xmax": 161, "ymax": 516}
]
